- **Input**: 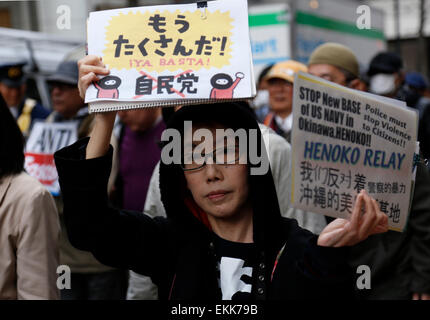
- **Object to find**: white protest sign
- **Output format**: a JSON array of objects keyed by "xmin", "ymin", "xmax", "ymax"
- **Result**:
[
  {"xmin": 85, "ymin": 0, "xmax": 255, "ymax": 112},
  {"xmin": 291, "ymin": 72, "xmax": 418, "ymax": 232},
  {"xmin": 25, "ymin": 122, "xmax": 78, "ymax": 196}
]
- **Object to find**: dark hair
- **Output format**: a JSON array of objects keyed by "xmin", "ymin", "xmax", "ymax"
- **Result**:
[
  {"xmin": 257, "ymin": 64, "xmax": 274, "ymax": 86},
  {"xmin": 210, "ymin": 73, "xmax": 233, "ymax": 89},
  {"xmin": 0, "ymin": 95, "xmax": 25, "ymax": 177},
  {"xmin": 165, "ymin": 102, "xmax": 264, "ymax": 171},
  {"xmin": 97, "ymin": 76, "xmax": 121, "ymax": 89},
  {"xmin": 159, "ymin": 103, "xmax": 283, "ymax": 249}
]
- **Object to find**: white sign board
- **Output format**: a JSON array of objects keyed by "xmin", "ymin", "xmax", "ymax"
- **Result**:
[
  {"xmin": 85, "ymin": 0, "xmax": 255, "ymax": 112},
  {"xmin": 25, "ymin": 122, "xmax": 78, "ymax": 196},
  {"xmin": 291, "ymin": 72, "xmax": 418, "ymax": 232}
]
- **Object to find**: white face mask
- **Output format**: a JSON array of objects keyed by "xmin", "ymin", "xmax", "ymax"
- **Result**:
[
  {"xmin": 252, "ymin": 90, "xmax": 269, "ymax": 109},
  {"xmin": 370, "ymin": 73, "xmax": 396, "ymax": 95}
]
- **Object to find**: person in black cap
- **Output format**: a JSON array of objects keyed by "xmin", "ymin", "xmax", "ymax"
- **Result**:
[
  {"xmin": 367, "ymin": 52, "xmax": 430, "ymax": 117},
  {"xmin": 46, "ymin": 60, "xmax": 89, "ymax": 126},
  {"xmin": 367, "ymin": 53, "xmax": 430, "ymax": 164},
  {"xmin": 0, "ymin": 61, "xmax": 50, "ymax": 136},
  {"xmin": 367, "ymin": 52, "xmax": 406, "ymax": 99},
  {"xmin": 404, "ymin": 72, "xmax": 430, "ymax": 119}
]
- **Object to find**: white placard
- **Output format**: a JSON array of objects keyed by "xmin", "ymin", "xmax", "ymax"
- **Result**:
[
  {"xmin": 291, "ymin": 72, "xmax": 418, "ymax": 232},
  {"xmin": 85, "ymin": 0, "xmax": 255, "ymax": 111},
  {"xmin": 25, "ymin": 122, "xmax": 78, "ymax": 196}
]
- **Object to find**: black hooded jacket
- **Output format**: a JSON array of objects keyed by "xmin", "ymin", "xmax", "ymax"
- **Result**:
[{"xmin": 54, "ymin": 103, "xmax": 353, "ymax": 300}]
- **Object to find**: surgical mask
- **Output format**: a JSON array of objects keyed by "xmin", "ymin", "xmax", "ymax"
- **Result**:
[
  {"xmin": 252, "ymin": 90, "xmax": 269, "ymax": 109},
  {"xmin": 369, "ymin": 73, "xmax": 396, "ymax": 95}
]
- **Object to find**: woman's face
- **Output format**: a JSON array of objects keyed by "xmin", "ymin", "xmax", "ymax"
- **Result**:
[{"xmin": 183, "ymin": 123, "xmax": 251, "ymax": 223}]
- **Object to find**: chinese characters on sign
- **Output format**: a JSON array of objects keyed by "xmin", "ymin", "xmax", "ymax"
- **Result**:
[
  {"xmin": 299, "ymin": 160, "xmax": 405, "ymax": 223},
  {"xmin": 85, "ymin": 0, "xmax": 256, "ymax": 111},
  {"xmin": 291, "ymin": 72, "xmax": 418, "ymax": 231},
  {"xmin": 104, "ymin": 10, "xmax": 233, "ymax": 71}
]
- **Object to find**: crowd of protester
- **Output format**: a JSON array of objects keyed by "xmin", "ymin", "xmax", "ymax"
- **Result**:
[{"xmin": 1, "ymin": 38, "xmax": 430, "ymax": 300}]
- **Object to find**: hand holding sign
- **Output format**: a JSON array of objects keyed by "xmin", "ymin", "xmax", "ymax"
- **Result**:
[
  {"xmin": 291, "ymin": 72, "xmax": 418, "ymax": 231},
  {"xmin": 317, "ymin": 189, "xmax": 388, "ymax": 247},
  {"xmin": 78, "ymin": 55, "xmax": 110, "ymax": 99},
  {"xmin": 86, "ymin": 110, "xmax": 117, "ymax": 160},
  {"xmin": 77, "ymin": 55, "xmax": 118, "ymax": 159},
  {"xmin": 85, "ymin": 0, "xmax": 256, "ymax": 112}
]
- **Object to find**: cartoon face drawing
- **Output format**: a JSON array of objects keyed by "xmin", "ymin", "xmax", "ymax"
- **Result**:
[
  {"xmin": 94, "ymin": 75, "xmax": 122, "ymax": 99},
  {"xmin": 105, "ymin": 79, "xmax": 117, "ymax": 86},
  {"xmin": 211, "ymin": 73, "xmax": 233, "ymax": 90},
  {"xmin": 97, "ymin": 76, "xmax": 122, "ymax": 89},
  {"xmin": 209, "ymin": 72, "xmax": 244, "ymax": 99},
  {"xmin": 216, "ymin": 79, "xmax": 229, "ymax": 85}
]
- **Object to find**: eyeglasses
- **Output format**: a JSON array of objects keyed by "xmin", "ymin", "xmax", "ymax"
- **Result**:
[{"xmin": 181, "ymin": 145, "xmax": 243, "ymax": 171}]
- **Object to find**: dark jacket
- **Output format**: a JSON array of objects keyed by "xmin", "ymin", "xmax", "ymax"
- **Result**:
[
  {"xmin": 348, "ymin": 158, "xmax": 430, "ymax": 299},
  {"xmin": 18, "ymin": 98, "xmax": 50, "ymax": 121},
  {"xmin": 347, "ymin": 89, "xmax": 430, "ymax": 299},
  {"xmin": 54, "ymin": 103, "xmax": 353, "ymax": 300},
  {"xmin": 16, "ymin": 98, "xmax": 50, "ymax": 136},
  {"xmin": 419, "ymin": 105, "xmax": 430, "ymax": 161}
]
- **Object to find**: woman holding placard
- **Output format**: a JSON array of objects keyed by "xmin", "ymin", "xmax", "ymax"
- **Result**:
[{"xmin": 53, "ymin": 56, "xmax": 388, "ymax": 300}]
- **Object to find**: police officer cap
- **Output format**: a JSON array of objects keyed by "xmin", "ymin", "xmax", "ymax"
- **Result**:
[{"xmin": 0, "ymin": 61, "xmax": 27, "ymax": 87}]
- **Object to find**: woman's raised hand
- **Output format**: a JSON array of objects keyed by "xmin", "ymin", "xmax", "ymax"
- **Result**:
[
  {"xmin": 78, "ymin": 55, "xmax": 116, "ymax": 160},
  {"xmin": 77, "ymin": 55, "xmax": 110, "ymax": 100},
  {"xmin": 317, "ymin": 189, "xmax": 389, "ymax": 247}
]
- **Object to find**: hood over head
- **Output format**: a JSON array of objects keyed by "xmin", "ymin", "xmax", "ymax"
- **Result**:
[{"xmin": 159, "ymin": 102, "xmax": 285, "ymax": 249}]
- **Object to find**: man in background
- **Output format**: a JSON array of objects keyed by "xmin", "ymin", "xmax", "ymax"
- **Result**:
[
  {"xmin": 262, "ymin": 60, "xmax": 307, "ymax": 142},
  {"xmin": 0, "ymin": 61, "xmax": 50, "ymax": 136},
  {"xmin": 307, "ymin": 42, "xmax": 430, "ymax": 300},
  {"xmin": 259, "ymin": 60, "xmax": 328, "ymax": 235}
]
